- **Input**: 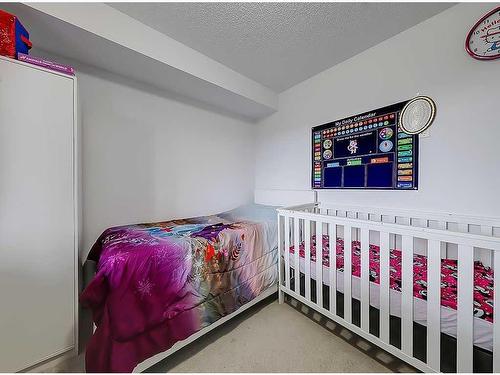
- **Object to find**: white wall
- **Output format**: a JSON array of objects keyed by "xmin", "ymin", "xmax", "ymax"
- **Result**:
[
  {"xmin": 255, "ymin": 3, "xmax": 499, "ymax": 217},
  {"xmin": 68, "ymin": 64, "xmax": 255, "ymax": 258}
]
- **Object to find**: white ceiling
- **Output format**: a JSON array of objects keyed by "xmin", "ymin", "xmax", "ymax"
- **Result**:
[
  {"xmin": 0, "ymin": 2, "xmax": 278, "ymax": 120},
  {"xmin": 109, "ymin": 2, "xmax": 454, "ymax": 92}
]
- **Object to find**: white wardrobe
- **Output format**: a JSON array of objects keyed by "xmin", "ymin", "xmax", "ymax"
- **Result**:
[{"xmin": 0, "ymin": 56, "xmax": 79, "ymax": 371}]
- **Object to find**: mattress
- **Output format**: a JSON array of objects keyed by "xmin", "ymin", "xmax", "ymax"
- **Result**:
[
  {"xmin": 287, "ymin": 235, "xmax": 493, "ymax": 352},
  {"xmin": 81, "ymin": 204, "xmax": 279, "ymax": 372}
]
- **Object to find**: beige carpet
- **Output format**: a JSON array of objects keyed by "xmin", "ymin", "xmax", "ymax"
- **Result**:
[
  {"xmin": 147, "ymin": 297, "xmax": 415, "ymax": 373},
  {"xmin": 43, "ymin": 296, "xmax": 416, "ymax": 373}
]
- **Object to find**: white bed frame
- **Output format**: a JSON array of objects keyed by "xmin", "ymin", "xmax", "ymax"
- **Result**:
[
  {"xmin": 133, "ymin": 285, "xmax": 277, "ymax": 372},
  {"xmin": 277, "ymin": 202, "xmax": 500, "ymax": 373}
]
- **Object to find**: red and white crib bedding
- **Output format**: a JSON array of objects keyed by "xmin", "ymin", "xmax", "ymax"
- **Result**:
[{"xmin": 288, "ymin": 235, "xmax": 495, "ymax": 352}]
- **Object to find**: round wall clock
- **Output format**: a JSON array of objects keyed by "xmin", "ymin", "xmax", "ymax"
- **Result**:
[
  {"xmin": 399, "ymin": 96, "xmax": 436, "ymax": 135},
  {"xmin": 465, "ymin": 6, "xmax": 500, "ymax": 60}
]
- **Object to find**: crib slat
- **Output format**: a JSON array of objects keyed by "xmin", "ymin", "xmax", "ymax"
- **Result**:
[
  {"xmin": 437, "ymin": 221, "xmax": 447, "ymax": 230},
  {"xmin": 437, "ymin": 221, "xmax": 448, "ymax": 258},
  {"xmin": 457, "ymin": 244, "xmax": 474, "ymax": 373},
  {"xmin": 278, "ymin": 215, "xmax": 284, "ymax": 303},
  {"xmin": 481, "ymin": 225, "xmax": 493, "ymax": 236},
  {"xmin": 304, "ymin": 220, "xmax": 311, "ymax": 301},
  {"xmin": 494, "ymin": 251, "xmax": 500, "ymax": 372},
  {"xmin": 458, "ymin": 223, "xmax": 469, "ymax": 234},
  {"xmin": 482, "ymin": 226, "xmax": 494, "ymax": 266},
  {"xmin": 344, "ymin": 225, "xmax": 352, "ymax": 323},
  {"xmin": 284, "ymin": 215, "xmax": 290, "ymax": 290},
  {"xmin": 379, "ymin": 232, "xmax": 390, "ymax": 344},
  {"xmin": 401, "ymin": 235, "xmax": 414, "ymax": 356},
  {"xmin": 316, "ymin": 220, "xmax": 323, "ymax": 307},
  {"xmin": 294, "ymin": 218, "xmax": 300, "ymax": 293},
  {"xmin": 427, "ymin": 240, "xmax": 441, "ymax": 371},
  {"xmin": 384, "ymin": 215, "xmax": 396, "ymax": 224},
  {"xmin": 401, "ymin": 217, "xmax": 411, "ymax": 226},
  {"xmin": 329, "ymin": 222, "xmax": 337, "ymax": 314},
  {"xmin": 360, "ymin": 228, "xmax": 370, "ymax": 331}
]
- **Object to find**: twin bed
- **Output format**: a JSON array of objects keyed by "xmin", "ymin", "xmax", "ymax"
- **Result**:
[{"xmin": 80, "ymin": 205, "xmax": 278, "ymax": 372}]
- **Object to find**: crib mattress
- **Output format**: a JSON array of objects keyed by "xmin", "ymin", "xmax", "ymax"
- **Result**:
[{"xmin": 287, "ymin": 236, "xmax": 494, "ymax": 352}]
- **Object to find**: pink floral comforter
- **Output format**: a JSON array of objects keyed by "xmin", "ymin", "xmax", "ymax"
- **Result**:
[
  {"xmin": 289, "ymin": 235, "xmax": 494, "ymax": 323},
  {"xmin": 81, "ymin": 214, "xmax": 277, "ymax": 372}
]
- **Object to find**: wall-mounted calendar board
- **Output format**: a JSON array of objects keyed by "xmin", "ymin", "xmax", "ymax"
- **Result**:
[{"xmin": 312, "ymin": 101, "xmax": 418, "ymax": 190}]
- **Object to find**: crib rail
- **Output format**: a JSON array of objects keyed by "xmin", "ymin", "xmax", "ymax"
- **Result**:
[
  {"xmin": 317, "ymin": 202, "xmax": 500, "ymax": 230},
  {"xmin": 277, "ymin": 204, "xmax": 500, "ymax": 373},
  {"xmin": 291, "ymin": 202, "xmax": 500, "ymax": 266}
]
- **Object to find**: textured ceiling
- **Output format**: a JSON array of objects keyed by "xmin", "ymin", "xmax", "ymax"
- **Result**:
[{"xmin": 109, "ymin": 2, "xmax": 454, "ymax": 92}]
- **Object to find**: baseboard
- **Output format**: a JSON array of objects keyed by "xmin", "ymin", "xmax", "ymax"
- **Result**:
[{"xmin": 23, "ymin": 347, "xmax": 76, "ymax": 373}]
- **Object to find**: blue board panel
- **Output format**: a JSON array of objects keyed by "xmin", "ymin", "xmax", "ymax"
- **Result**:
[
  {"xmin": 324, "ymin": 166, "xmax": 342, "ymax": 188},
  {"xmin": 344, "ymin": 165, "xmax": 365, "ymax": 187},
  {"xmin": 367, "ymin": 162, "xmax": 393, "ymax": 188},
  {"xmin": 311, "ymin": 100, "xmax": 418, "ymax": 190}
]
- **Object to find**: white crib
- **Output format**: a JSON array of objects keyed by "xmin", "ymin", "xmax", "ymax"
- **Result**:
[{"xmin": 277, "ymin": 202, "xmax": 500, "ymax": 373}]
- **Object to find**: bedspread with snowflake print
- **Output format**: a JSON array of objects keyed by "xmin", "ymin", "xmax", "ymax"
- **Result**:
[
  {"xmin": 80, "ymin": 214, "xmax": 277, "ymax": 372},
  {"xmin": 289, "ymin": 235, "xmax": 494, "ymax": 323}
]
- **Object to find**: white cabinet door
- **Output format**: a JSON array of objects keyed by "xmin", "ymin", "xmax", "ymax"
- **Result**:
[{"xmin": 0, "ymin": 58, "xmax": 75, "ymax": 372}]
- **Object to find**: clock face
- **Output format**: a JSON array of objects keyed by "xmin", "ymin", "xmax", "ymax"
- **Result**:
[{"xmin": 466, "ymin": 7, "xmax": 500, "ymax": 60}]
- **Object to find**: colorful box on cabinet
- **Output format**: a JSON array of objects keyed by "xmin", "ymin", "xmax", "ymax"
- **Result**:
[{"xmin": 0, "ymin": 10, "xmax": 32, "ymax": 59}]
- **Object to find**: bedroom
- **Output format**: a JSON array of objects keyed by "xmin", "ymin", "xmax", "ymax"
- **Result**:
[{"xmin": 0, "ymin": 1, "xmax": 499, "ymax": 373}]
